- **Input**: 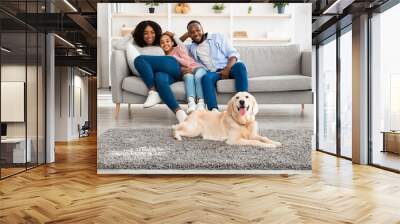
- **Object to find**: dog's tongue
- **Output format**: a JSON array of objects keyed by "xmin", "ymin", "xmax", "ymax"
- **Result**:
[{"xmin": 239, "ymin": 107, "xmax": 246, "ymax": 116}]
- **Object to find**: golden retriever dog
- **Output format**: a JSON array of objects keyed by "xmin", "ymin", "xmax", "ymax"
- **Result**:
[{"xmin": 172, "ymin": 92, "xmax": 282, "ymax": 148}]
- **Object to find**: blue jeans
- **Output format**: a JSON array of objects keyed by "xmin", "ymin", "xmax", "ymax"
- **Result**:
[
  {"xmin": 202, "ymin": 62, "xmax": 248, "ymax": 110},
  {"xmin": 134, "ymin": 55, "xmax": 182, "ymax": 112},
  {"xmin": 183, "ymin": 67, "xmax": 207, "ymax": 100},
  {"xmin": 134, "ymin": 55, "xmax": 181, "ymax": 89},
  {"xmin": 154, "ymin": 72, "xmax": 182, "ymax": 112}
]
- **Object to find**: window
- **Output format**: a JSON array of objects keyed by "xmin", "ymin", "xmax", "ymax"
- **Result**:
[
  {"xmin": 370, "ymin": 3, "xmax": 400, "ymax": 171},
  {"xmin": 340, "ymin": 29, "xmax": 352, "ymax": 158},
  {"xmin": 318, "ymin": 37, "xmax": 337, "ymax": 154}
]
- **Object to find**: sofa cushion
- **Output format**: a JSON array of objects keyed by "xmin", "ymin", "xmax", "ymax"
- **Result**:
[
  {"xmin": 122, "ymin": 76, "xmax": 148, "ymax": 96},
  {"xmin": 125, "ymin": 43, "xmax": 140, "ymax": 76},
  {"xmin": 122, "ymin": 76, "xmax": 186, "ymax": 101},
  {"xmin": 170, "ymin": 81, "xmax": 186, "ymax": 101},
  {"xmin": 216, "ymin": 75, "xmax": 312, "ymax": 93},
  {"xmin": 236, "ymin": 45, "xmax": 301, "ymax": 77}
]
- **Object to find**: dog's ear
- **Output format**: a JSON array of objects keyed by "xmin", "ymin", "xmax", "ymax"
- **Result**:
[
  {"xmin": 251, "ymin": 95, "xmax": 259, "ymax": 116},
  {"xmin": 227, "ymin": 97, "xmax": 234, "ymax": 115}
]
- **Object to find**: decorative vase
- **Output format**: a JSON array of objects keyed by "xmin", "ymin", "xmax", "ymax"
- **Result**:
[
  {"xmin": 175, "ymin": 3, "xmax": 190, "ymax": 14},
  {"xmin": 182, "ymin": 6, "xmax": 190, "ymax": 14},
  {"xmin": 214, "ymin": 9, "xmax": 223, "ymax": 14},
  {"xmin": 149, "ymin": 7, "xmax": 155, "ymax": 14},
  {"xmin": 277, "ymin": 6, "xmax": 285, "ymax": 14}
]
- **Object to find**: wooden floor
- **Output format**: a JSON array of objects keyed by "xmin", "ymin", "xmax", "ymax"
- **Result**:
[{"xmin": 1, "ymin": 135, "xmax": 400, "ymax": 224}]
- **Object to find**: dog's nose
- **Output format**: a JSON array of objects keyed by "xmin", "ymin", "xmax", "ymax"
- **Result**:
[{"xmin": 239, "ymin": 100, "xmax": 245, "ymax": 105}]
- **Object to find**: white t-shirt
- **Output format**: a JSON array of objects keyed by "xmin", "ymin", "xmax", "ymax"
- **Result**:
[{"xmin": 196, "ymin": 41, "xmax": 217, "ymax": 72}]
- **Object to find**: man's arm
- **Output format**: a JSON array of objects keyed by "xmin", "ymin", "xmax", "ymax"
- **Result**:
[
  {"xmin": 217, "ymin": 34, "xmax": 239, "ymax": 79},
  {"xmin": 221, "ymin": 56, "xmax": 237, "ymax": 79},
  {"xmin": 180, "ymin": 32, "xmax": 190, "ymax": 42},
  {"xmin": 220, "ymin": 34, "xmax": 240, "ymax": 61}
]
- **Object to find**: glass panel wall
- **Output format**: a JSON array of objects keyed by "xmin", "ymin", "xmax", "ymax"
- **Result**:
[
  {"xmin": 0, "ymin": 1, "xmax": 46, "ymax": 179},
  {"xmin": 0, "ymin": 31, "xmax": 28, "ymax": 177},
  {"xmin": 371, "ymin": 3, "xmax": 400, "ymax": 171},
  {"xmin": 317, "ymin": 36, "xmax": 337, "ymax": 154},
  {"xmin": 340, "ymin": 28, "xmax": 352, "ymax": 158}
]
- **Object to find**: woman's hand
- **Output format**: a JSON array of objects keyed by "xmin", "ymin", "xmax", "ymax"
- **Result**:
[{"xmin": 181, "ymin": 66, "xmax": 192, "ymax": 75}]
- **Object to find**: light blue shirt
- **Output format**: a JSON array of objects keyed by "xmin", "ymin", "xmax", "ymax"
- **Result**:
[{"xmin": 187, "ymin": 33, "xmax": 240, "ymax": 71}]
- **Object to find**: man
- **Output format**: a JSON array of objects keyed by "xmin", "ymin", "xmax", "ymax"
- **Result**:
[{"xmin": 181, "ymin": 20, "xmax": 249, "ymax": 111}]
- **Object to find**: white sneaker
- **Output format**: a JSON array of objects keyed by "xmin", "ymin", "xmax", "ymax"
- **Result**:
[
  {"xmin": 143, "ymin": 90, "xmax": 161, "ymax": 108},
  {"xmin": 176, "ymin": 109, "xmax": 187, "ymax": 123},
  {"xmin": 187, "ymin": 102, "xmax": 196, "ymax": 114},
  {"xmin": 187, "ymin": 97, "xmax": 196, "ymax": 114},
  {"xmin": 212, "ymin": 108, "xmax": 220, "ymax": 113},
  {"xmin": 196, "ymin": 99, "xmax": 206, "ymax": 111}
]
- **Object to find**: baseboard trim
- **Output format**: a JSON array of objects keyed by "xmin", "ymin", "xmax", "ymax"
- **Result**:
[{"xmin": 97, "ymin": 169, "xmax": 312, "ymax": 175}]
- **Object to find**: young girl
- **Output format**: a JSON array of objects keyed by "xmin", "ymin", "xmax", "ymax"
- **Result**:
[{"xmin": 159, "ymin": 32, "xmax": 207, "ymax": 113}]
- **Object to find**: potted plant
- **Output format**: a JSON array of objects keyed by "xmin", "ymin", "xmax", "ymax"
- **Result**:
[
  {"xmin": 248, "ymin": 5, "xmax": 253, "ymax": 15},
  {"xmin": 146, "ymin": 2, "xmax": 159, "ymax": 14},
  {"xmin": 273, "ymin": 2, "xmax": 289, "ymax": 14},
  {"xmin": 212, "ymin": 3, "xmax": 225, "ymax": 14}
]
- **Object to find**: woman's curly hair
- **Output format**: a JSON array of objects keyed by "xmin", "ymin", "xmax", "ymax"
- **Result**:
[{"xmin": 132, "ymin": 20, "xmax": 162, "ymax": 47}]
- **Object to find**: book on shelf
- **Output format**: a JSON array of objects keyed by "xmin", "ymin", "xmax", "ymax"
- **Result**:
[{"xmin": 233, "ymin": 31, "xmax": 248, "ymax": 38}]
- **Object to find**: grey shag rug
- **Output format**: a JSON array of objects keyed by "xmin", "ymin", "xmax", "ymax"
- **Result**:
[{"xmin": 97, "ymin": 128, "xmax": 312, "ymax": 172}]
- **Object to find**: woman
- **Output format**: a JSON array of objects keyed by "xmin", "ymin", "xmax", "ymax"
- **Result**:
[{"xmin": 132, "ymin": 20, "xmax": 187, "ymax": 123}]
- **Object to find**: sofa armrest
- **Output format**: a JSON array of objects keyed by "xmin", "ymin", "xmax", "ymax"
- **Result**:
[
  {"xmin": 111, "ymin": 50, "xmax": 130, "ymax": 103},
  {"xmin": 301, "ymin": 50, "xmax": 312, "ymax": 77}
]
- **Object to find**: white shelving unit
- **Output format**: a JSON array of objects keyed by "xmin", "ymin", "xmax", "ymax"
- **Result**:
[
  {"xmin": 110, "ymin": 3, "xmax": 295, "ymax": 46},
  {"xmin": 232, "ymin": 14, "xmax": 291, "ymax": 18},
  {"xmin": 171, "ymin": 13, "xmax": 230, "ymax": 18},
  {"xmin": 112, "ymin": 13, "xmax": 168, "ymax": 18},
  {"xmin": 232, "ymin": 38, "xmax": 291, "ymax": 42}
]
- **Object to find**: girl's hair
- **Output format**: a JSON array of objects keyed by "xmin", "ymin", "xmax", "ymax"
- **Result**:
[
  {"xmin": 132, "ymin": 20, "xmax": 162, "ymax": 47},
  {"xmin": 160, "ymin": 32, "xmax": 177, "ymax": 47}
]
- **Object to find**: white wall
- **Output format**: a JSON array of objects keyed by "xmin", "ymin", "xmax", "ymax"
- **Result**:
[
  {"xmin": 54, "ymin": 67, "xmax": 89, "ymax": 141},
  {"xmin": 97, "ymin": 3, "xmax": 112, "ymax": 89},
  {"xmin": 293, "ymin": 4, "xmax": 312, "ymax": 50},
  {"xmin": 1, "ymin": 65, "xmax": 38, "ymax": 138},
  {"xmin": 71, "ymin": 74, "xmax": 89, "ymax": 138},
  {"xmin": 2, "ymin": 64, "xmax": 47, "ymax": 163},
  {"xmin": 55, "ymin": 66, "xmax": 71, "ymax": 141}
]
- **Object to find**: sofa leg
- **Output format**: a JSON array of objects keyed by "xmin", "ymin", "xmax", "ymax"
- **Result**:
[
  {"xmin": 301, "ymin": 104, "xmax": 305, "ymax": 112},
  {"xmin": 115, "ymin": 103, "xmax": 120, "ymax": 119},
  {"xmin": 127, "ymin": 104, "xmax": 134, "ymax": 119}
]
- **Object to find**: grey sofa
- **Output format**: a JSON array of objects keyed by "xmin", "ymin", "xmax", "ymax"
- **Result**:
[{"xmin": 111, "ymin": 44, "xmax": 313, "ymax": 115}]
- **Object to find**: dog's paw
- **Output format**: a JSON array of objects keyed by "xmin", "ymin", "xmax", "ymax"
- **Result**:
[
  {"xmin": 273, "ymin": 141, "xmax": 282, "ymax": 147},
  {"xmin": 262, "ymin": 143, "xmax": 277, "ymax": 148},
  {"xmin": 173, "ymin": 131, "xmax": 182, "ymax": 141},
  {"xmin": 171, "ymin": 124, "xmax": 177, "ymax": 130}
]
